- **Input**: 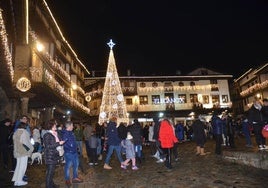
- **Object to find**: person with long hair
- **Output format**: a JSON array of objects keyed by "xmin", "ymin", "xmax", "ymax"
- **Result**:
[{"xmin": 43, "ymin": 119, "xmax": 65, "ymax": 188}]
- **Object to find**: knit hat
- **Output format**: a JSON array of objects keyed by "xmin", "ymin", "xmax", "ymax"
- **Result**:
[{"xmin": 126, "ymin": 132, "xmax": 133, "ymax": 140}]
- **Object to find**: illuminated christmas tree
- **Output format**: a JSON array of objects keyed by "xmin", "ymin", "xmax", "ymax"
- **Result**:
[{"xmin": 98, "ymin": 39, "xmax": 129, "ymax": 125}]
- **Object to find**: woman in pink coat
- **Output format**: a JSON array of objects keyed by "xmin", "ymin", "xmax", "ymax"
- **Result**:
[{"xmin": 159, "ymin": 119, "xmax": 178, "ymax": 169}]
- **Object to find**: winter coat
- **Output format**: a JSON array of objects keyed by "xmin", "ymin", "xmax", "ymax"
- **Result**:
[
  {"xmin": 106, "ymin": 121, "xmax": 121, "ymax": 146},
  {"xmin": 248, "ymin": 105, "xmax": 263, "ymax": 125},
  {"xmin": 175, "ymin": 123, "xmax": 184, "ymax": 140},
  {"xmin": 13, "ymin": 128, "xmax": 34, "ymax": 158},
  {"xmin": 153, "ymin": 119, "xmax": 160, "ymax": 140},
  {"xmin": 212, "ymin": 115, "xmax": 223, "ymax": 135},
  {"xmin": 128, "ymin": 121, "xmax": 143, "ymax": 145},
  {"xmin": 122, "ymin": 139, "xmax": 135, "ymax": 159},
  {"xmin": 262, "ymin": 105, "xmax": 268, "ymax": 124},
  {"xmin": 159, "ymin": 119, "xmax": 178, "ymax": 148},
  {"xmin": 117, "ymin": 123, "xmax": 128, "ymax": 140},
  {"xmin": 43, "ymin": 132, "xmax": 61, "ymax": 165},
  {"xmin": 14, "ymin": 120, "xmax": 31, "ymax": 136},
  {"xmin": 0, "ymin": 119, "xmax": 12, "ymax": 146},
  {"xmin": 62, "ymin": 129, "xmax": 77, "ymax": 154},
  {"xmin": 192, "ymin": 119, "xmax": 206, "ymax": 143},
  {"xmin": 74, "ymin": 128, "xmax": 83, "ymax": 141},
  {"xmin": 83, "ymin": 125, "xmax": 93, "ymax": 141}
]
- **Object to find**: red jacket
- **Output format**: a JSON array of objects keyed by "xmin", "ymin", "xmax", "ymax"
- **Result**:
[{"xmin": 159, "ymin": 119, "xmax": 178, "ymax": 148}]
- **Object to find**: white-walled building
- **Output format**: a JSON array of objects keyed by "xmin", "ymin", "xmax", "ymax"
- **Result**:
[
  {"xmin": 85, "ymin": 68, "xmax": 233, "ymax": 124},
  {"xmin": 232, "ymin": 63, "xmax": 268, "ymax": 115}
]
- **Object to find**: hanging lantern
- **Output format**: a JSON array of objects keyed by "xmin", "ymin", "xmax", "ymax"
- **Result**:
[{"xmin": 16, "ymin": 77, "xmax": 31, "ymax": 92}]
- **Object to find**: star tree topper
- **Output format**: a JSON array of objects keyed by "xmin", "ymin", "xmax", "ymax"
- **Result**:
[{"xmin": 107, "ymin": 39, "xmax": 115, "ymax": 49}]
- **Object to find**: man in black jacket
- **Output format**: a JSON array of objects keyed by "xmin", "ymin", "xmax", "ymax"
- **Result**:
[
  {"xmin": 0, "ymin": 118, "xmax": 12, "ymax": 169},
  {"xmin": 117, "ymin": 122, "xmax": 128, "ymax": 155},
  {"xmin": 248, "ymin": 99, "xmax": 266, "ymax": 150},
  {"xmin": 128, "ymin": 119, "xmax": 143, "ymax": 164},
  {"xmin": 262, "ymin": 98, "xmax": 268, "ymax": 125}
]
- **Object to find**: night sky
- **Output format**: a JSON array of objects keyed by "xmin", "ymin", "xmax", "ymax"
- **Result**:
[{"xmin": 46, "ymin": 0, "xmax": 268, "ymax": 78}]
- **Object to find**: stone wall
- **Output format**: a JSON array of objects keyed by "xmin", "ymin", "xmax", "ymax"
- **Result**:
[{"xmin": 223, "ymin": 150, "xmax": 268, "ymax": 170}]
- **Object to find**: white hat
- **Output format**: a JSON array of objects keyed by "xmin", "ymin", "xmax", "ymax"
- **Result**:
[{"xmin": 126, "ymin": 132, "xmax": 133, "ymax": 140}]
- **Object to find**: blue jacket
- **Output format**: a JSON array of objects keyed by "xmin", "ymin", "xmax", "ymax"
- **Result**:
[
  {"xmin": 106, "ymin": 121, "xmax": 121, "ymax": 146},
  {"xmin": 212, "ymin": 115, "xmax": 223, "ymax": 135},
  {"xmin": 14, "ymin": 120, "xmax": 31, "ymax": 136},
  {"xmin": 61, "ymin": 129, "xmax": 77, "ymax": 154}
]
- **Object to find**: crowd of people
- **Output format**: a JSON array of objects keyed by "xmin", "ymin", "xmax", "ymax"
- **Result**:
[{"xmin": 0, "ymin": 98, "xmax": 267, "ymax": 187}]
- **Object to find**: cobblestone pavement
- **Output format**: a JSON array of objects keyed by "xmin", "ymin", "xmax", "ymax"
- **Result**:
[{"xmin": 1, "ymin": 137, "xmax": 268, "ymax": 188}]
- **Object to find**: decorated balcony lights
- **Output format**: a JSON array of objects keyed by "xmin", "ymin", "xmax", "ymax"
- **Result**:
[{"xmin": 0, "ymin": 9, "xmax": 14, "ymax": 81}]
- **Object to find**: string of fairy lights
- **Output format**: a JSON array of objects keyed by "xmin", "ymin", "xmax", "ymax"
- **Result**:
[
  {"xmin": 240, "ymin": 80, "xmax": 268, "ymax": 97},
  {"xmin": 28, "ymin": 31, "xmax": 90, "ymax": 114},
  {"xmin": 98, "ymin": 40, "xmax": 129, "ymax": 125},
  {"xmin": 29, "ymin": 30, "xmax": 86, "ymax": 97},
  {"xmin": 87, "ymin": 83, "xmax": 219, "ymax": 96},
  {"xmin": 0, "ymin": 9, "xmax": 14, "ymax": 81},
  {"xmin": 0, "ymin": 4, "xmax": 90, "ymax": 115},
  {"xmin": 44, "ymin": 69, "xmax": 90, "ymax": 114}
]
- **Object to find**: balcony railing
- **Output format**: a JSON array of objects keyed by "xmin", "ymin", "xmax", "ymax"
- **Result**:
[
  {"xmin": 43, "ymin": 69, "xmax": 90, "ymax": 114},
  {"xmin": 240, "ymin": 80, "xmax": 268, "ymax": 97}
]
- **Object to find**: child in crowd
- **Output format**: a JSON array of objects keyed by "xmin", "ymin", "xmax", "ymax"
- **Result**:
[
  {"xmin": 88, "ymin": 130, "xmax": 98, "ymax": 166},
  {"xmin": 121, "ymin": 132, "xmax": 138, "ymax": 170}
]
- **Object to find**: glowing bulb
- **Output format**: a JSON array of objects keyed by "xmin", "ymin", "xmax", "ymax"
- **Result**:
[
  {"xmin": 72, "ymin": 84, "xmax": 77, "ymax": 90},
  {"xmin": 36, "ymin": 42, "xmax": 44, "ymax": 52}
]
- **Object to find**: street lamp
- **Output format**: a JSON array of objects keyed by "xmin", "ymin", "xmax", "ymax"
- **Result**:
[
  {"xmin": 36, "ymin": 41, "xmax": 44, "ymax": 52},
  {"xmin": 71, "ymin": 83, "xmax": 77, "ymax": 90}
]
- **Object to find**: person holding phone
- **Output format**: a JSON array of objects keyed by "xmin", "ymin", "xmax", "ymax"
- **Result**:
[{"xmin": 43, "ymin": 119, "xmax": 65, "ymax": 188}]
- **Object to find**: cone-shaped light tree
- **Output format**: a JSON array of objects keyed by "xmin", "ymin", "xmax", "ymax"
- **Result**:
[{"xmin": 98, "ymin": 39, "xmax": 129, "ymax": 125}]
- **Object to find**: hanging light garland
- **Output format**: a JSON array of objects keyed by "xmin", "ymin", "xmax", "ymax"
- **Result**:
[
  {"xmin": 29, "ymin": 30, "xmax": 86, "ymax": 96},
  {"xmin": 0, "ymin": 9, "xmax": 14, "ymax": 81},
  {"xmin": 44, "ymin": 69, "xmax": 90, "ymax": 114},
  {"xmin": 240, "ymin": 80, "xmax": 268, "ymax": 97}
]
